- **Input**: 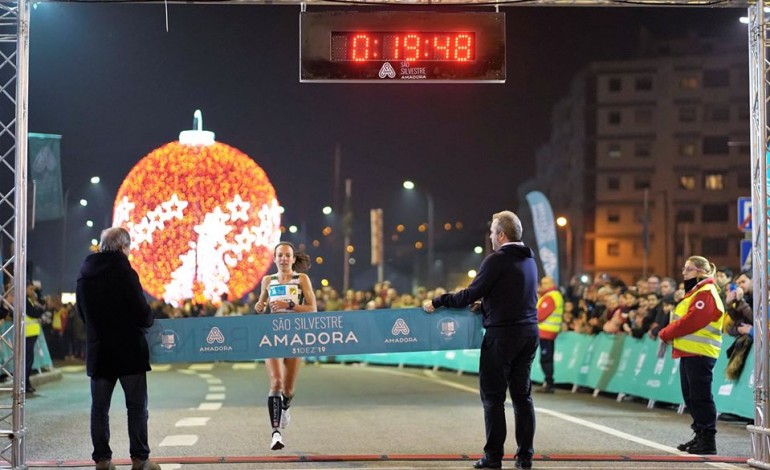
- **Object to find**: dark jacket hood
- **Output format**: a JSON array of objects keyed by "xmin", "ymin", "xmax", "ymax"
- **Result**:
[
  {"xmin": 500, "ymin": 243, "xmax": 535, "ymax": 259},
  {"xmin": 78, "ymin": 251, "xmax": 131, "ymax": 280}
]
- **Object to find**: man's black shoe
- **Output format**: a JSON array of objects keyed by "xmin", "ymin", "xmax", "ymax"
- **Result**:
[
  {"xmin": 515, "ymin": 458, "xmax": 533, "ymax": 469},
  {"xmin": 473, "ymin": 457, "xmax": 502, "ymax": 469}
]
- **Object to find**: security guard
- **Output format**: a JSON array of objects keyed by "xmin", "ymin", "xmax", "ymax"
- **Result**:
[
  {"xmin": 660, "ymin": 255, "xmax": 725, "ymax": 455},
  {"xmin": 536, "ymin": 276, "xmax": 563, "ymax": 393}
]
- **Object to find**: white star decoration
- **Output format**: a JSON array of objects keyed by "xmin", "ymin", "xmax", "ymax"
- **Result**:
[{"xmin": 117, "ymin": 193, "xmax": 282, "ymax": 306}]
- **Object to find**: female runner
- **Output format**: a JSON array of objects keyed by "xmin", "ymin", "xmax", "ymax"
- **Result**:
[{"xmin": 255, "ymin": 241, "xmax": 317, "ymax": 450}]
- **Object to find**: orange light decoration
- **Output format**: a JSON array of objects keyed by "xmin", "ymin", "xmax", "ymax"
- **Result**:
[{"xmin": 113, "ymin": 111, "xmax": 281, "ymax": 306}]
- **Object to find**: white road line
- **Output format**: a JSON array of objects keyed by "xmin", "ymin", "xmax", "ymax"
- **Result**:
[
  {"xmin": 159, "ymin": 435, "xmax": 199, "ymax": 446},
  {"xmin": 205, "ymin": 393, "xmax": 225, "ymax": 401},
  {"xmin": 197, "ymin": 373, "xmax": 214, "ymax": 379},
  {"xmin": 205, "ymin": 378, "xmax": 223, "ymax": 384},
  {"xmin": 152, "ymin": 364, "xmax": 172, "ymax": 372},
  {"xmin": 233, "ymin": 363, "xmax": 258, "ymax": 370},
  {"xmin": 188, "ymin": 364, "xmax": 214, "ymax": 371},
  {"xmin": 209, "ymin": 385, "xmax": 225, "ymax": 392},
  {"xmin": 197, "ymin": 402, "xmax": 222, "ymax": 411},
  {"xmin": 175, "ymin": 417, "xmax": 210, "ymax": 427}
]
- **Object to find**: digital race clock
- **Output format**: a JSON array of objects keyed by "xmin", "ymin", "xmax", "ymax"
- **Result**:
[{"xmin": 300, "ymin": 11, "xmax": 506, "ymax": 83}]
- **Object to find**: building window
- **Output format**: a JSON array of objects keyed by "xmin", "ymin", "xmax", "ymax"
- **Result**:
[
  {"xmin": 703, "ymin": 69, "xmax": 730, "ymax": 88},
  {"xmin": 702, "ymin": 136, "xmax": 729, "ymax": 155},
  {"xmin": 608, "ymin": 77, "xmax": 622, "ymax": 92},
  {"xmin": 634, "ymin": 142, "xmax": 652, "ymax": 158},
  {"xmin": 679, "ymin": 76, "xmax": 698, "ymax": 89},
  {"xmin": 607, "ymin": 210, "xmax": 621, "ymax": 223},
  {"xmin": 635, "ymin": 108, "xmax": 653, "ymax": 124},
  {"xmin": 702, "ymin": 237, "xmax": 728, "ymax": 256},
  {"xmin": 679, "ymin": 175, "xmax": 696, "ymax": 190},
  {"xmin": 677, "ymin": 209, "xmax": 695, "ymax": 222},
  {"xmin": 607, "ymin": 143, "xmax": 622, "ymax": 159},
  {"xmin": 634, "ymin": 176, "xmax": 651, "ymax": 190},
  {"xmin": 704, "ymin": 104, "xmax": 730, "ymax": 122},
  {"xmin": 738, "ymin": 172, "xmax": 750, "ymax": 189},
  {"xmin": 704, "ymin": 173, "xmax": 725, "ymax": 190},
  {"xmin": 679, "ymin": 142, "xmax": 697, "ymax": 157},
  {"xmin": 635, "ymin": 76, "xmax": 653, "ymax": 91},
  {"xmin": 701, "ymin": 203, "xmax": 729, "ymax": 222},
  {"xmin": 607, "ymin": 177, "xmax": 620, "ymax": 190},
  {"xmin": 679, "ymin": 106, "xmax": 697, "ymax": 123},
  {"xmin": 608, "ymin": 111, "xmax": 622, "ymax": 125},
  {"xmin": 607, "ymin": 242, "xmax": 620, "ymax": 257}
]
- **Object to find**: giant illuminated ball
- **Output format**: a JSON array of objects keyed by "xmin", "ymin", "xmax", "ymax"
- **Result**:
[{"xmin": 113, "ymin": 111, "xmax": 281, "ymax": 305}]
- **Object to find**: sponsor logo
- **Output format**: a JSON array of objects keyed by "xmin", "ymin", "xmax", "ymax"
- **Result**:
[
  {"xmin": 206, "ymin": 327, "xmax": 225, "ymax": 344},
  {"xmin": 385, "ymin": 318, "xmax": 417, "ymax": 344},
  {"xmin": 200, "ymin": 327, "xmax": 232, "ymax": 353},
  {"xmin": 694, "ymin": 300, "xmax": 705, "ymax": 309},
  {"xmin": 160, "ymin": 330, "xmax": 177, "ymax": 351},
  {"xmin": 392, "ymin": 318, "xmax": 410, "ymax": 336},
  {"xmin": 438, "ymin": 317, "xmax": 458, "ymax": 340},
  {"xmin": 379, "ymin": 62, "xmax": 396, "ymax": 79}
]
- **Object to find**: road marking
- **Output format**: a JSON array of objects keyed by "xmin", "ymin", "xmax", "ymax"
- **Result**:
[
  {"xmin": 159, "ymin": 435, "xmax": 199, "ymax": 446},
  {"xmin": 152, "ymin": 364, "xmax": 172, "ymax": 372},
  {"xmin": 233, "ymin": 362, "xmax": 258, "ymax": 370},
  {"xmin": 205, "ymin": 393, "xmax": 225, "ymax": 400},
  {"xmin": 209, "ymin": 385, "xmax": 225, "ymax": 392},
  {"xmin": 205, "ymin": 378, "xmax": 222, "ymax": 384},
  {"xmin": 175, "ymin": 417, "xmax": 210, "ymax": 427},
  {"xmin": 197, "ymin": 402, "xmax": 222, "ymax": 411}
]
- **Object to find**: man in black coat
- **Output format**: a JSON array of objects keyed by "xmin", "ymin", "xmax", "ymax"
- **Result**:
[
  {"xmin": 76, "ymin": 227, "xmax": 160, "ymax": 470},
  {"xmin": 423, "ymin": 210, "xmax": 539, "ymax": 470}
]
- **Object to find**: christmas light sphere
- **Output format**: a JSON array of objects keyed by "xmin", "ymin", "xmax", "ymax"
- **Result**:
[{"xmin": 113, "ymin": 111, "xmax": 281, "ymax": 306}]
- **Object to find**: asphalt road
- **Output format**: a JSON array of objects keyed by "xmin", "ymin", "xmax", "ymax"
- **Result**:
[{"xmin": 22, "ymin": 361, "xmax": 755, "ymax": 469}]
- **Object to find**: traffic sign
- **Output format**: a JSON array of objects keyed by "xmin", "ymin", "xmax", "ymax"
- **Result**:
[
  {"xmin": 738, "ymin": 197, "xmax": 752, "ymax": 232},
  {"xmin": 740, "ymin": 239, "xmax": 752, "ymax": 272}
]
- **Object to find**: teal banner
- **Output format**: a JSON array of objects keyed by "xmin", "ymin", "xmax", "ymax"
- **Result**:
[
  {"xmin": 28, "ymin": 133, "xmax": 63, "ymax": 222},
  {"xmin": 147, "ymin": 308, "xmax": 483, "ymax": 363}
]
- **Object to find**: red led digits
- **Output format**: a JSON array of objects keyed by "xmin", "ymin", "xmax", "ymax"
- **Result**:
[
  {"xmin": 403, "ymin": 34, "xmax": 420, "ymax": 61},
  {"xmin": 331, "ymin": 31, "xmax": 475, "ymax": 62},
  {"xmin": 454, "ymin": 34, "xmax": 472, "ymax": 61},
  {"xmin": 351, "ymin": 34, "xmax": 370, "ymax": 61}
]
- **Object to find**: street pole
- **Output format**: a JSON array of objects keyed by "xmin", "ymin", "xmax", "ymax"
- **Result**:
[{"xmin": 426, "ymin": 192, "xmax": 434, "ymax": 289}]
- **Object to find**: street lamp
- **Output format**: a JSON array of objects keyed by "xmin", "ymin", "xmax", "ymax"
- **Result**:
[
  {"xmin": 556, "ymin": 216, "xmax": 573, "ymax": 284},
  {"xmin": 403, "ymin": 180, "xmax": 434, "ymax": 288}
]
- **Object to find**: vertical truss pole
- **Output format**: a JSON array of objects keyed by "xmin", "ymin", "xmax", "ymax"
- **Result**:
[
  {"xmin": 0, "ymin": 0, "xmax": 28, "ymax": 468},
  {"xmin": 748, "ymin": 2, "xmax": 770, "ymax": 468}
]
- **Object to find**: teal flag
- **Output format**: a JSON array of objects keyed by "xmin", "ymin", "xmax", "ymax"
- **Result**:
[
  {"xmin": 525, "ymin": 190, "xmax": 560, "ymax": 285},
  {"xmin": 147, "ymin": 307, "xmax": 482, "ymax": 363},
  {"xmin": 28, "ymin": 133, "xmax": 63, "ymax": 222}
]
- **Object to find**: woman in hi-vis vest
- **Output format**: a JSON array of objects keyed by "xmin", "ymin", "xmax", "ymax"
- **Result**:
[{"xmin": 659, "ymin": 256, "xmax": 725, "ymax": 455}]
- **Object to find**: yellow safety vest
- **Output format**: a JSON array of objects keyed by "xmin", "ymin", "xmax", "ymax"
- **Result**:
[
  {"xmin": 537, "ymin": 290, "xmax": 564, "ymax": 334},
  {"xmin": 25, "ymin": 315, "xmax": 40, "ymax": 337},
  {"xmin": 671, "ymin": 283, "xmax": 724, "ymax": 358},
  {"xmin": 25, "ymin": 297, "xmax": 41, "ymax": 338}
]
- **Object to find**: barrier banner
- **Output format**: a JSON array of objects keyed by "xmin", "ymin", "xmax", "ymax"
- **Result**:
[{"xmin": 147, "ymin": 308, "xmax": 482, "ymax": 363}]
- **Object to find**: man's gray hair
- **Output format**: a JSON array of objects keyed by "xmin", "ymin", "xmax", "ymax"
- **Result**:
[
  {"xmin": 493, "ymin": 210, "xmax": 523, "ymax": 242},
  {"xmin": 99, "ymin": 227, "xmax": 131, "ymax": 253}
]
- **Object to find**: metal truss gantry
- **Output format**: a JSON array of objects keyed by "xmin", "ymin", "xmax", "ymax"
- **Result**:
[{"xmin": 1, "ymin": 0, "xmax": 769, "ymax": 469}]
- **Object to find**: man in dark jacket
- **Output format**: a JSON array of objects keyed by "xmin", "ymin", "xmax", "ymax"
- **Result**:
[
  {"xmin": 76, "ymin": 227, "xmax": 160, "ymax": 470},
  {"xmin": 423, "ymin": 210, "xmax": 539, "ymax": 470}
]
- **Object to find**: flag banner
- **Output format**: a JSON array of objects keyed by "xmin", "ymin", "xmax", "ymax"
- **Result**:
[
  {"xmin": 147, "ymin": 307, "xmax": 482, "ymax": 363},
  {"xmin": 28, "ymin": 133, "xmax": 63, "ymax": 221},
  {"xmin": 525, "ymin": 190, "xmax": 559, "ymax": 284}
]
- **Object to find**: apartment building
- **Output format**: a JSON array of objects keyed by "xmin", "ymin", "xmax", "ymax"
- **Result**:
[{"xmin": 520, "ymin": 33, "xmax": 750, "ymax": 285}]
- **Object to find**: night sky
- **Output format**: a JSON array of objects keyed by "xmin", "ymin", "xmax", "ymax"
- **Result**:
[{"xmin": 25, "ymin": 2, "xmax": 748, "ymax": 294}]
